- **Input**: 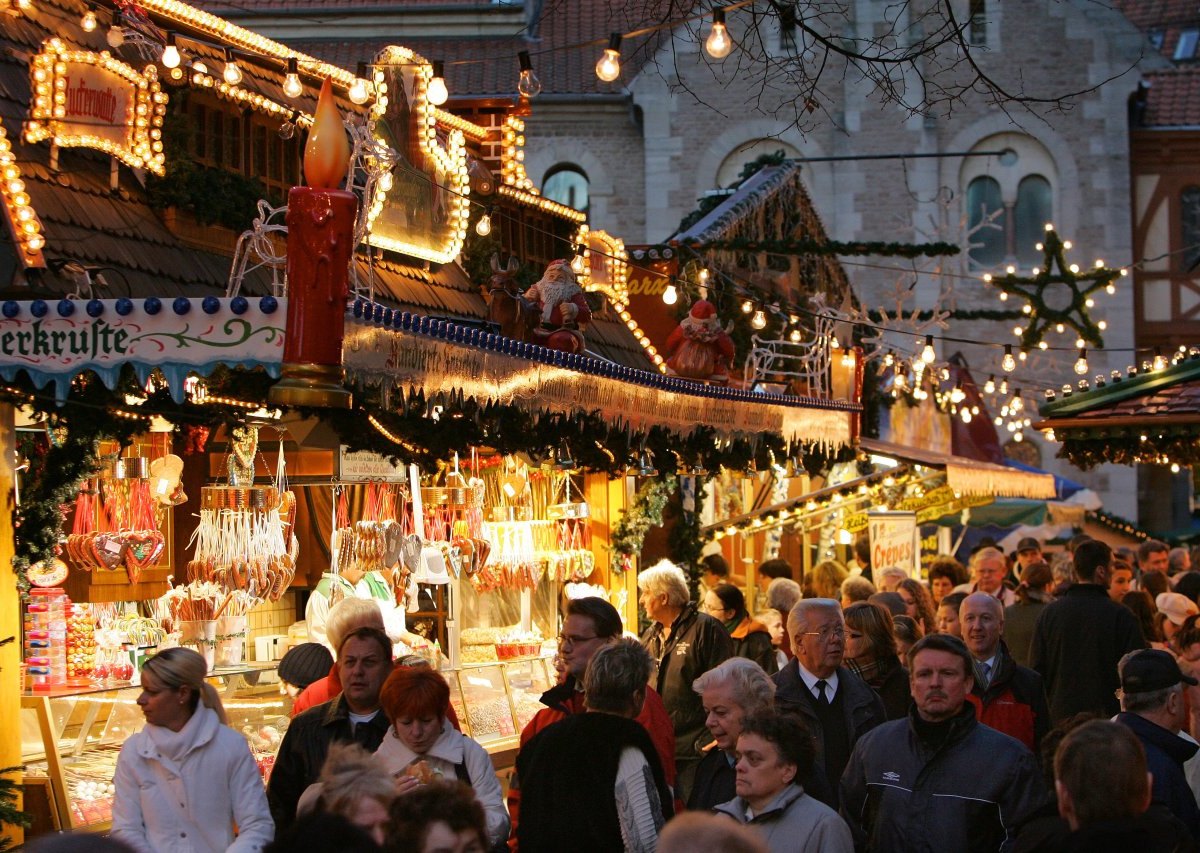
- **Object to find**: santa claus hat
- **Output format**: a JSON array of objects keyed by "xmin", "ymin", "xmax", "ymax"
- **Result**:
[{"xmin": 688, "ymin": 299, "xmax": 718, "ymax": 320}]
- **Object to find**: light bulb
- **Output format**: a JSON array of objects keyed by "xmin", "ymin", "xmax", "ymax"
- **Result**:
[
  {"xmin": 223, "ymin": 51, "xmax": 243, "ymax": 85},
  {"xmin": 596, "ymin": 33, "xmax": 623, "ymax": 82},
  {"xmin": 475, "ymin": 210, "xmax": 492, "ymax": 236},
  {"xmin": 1002, "ymin": 345, "xmax": 1016, "ymax": 373},
  {"xmin": 741, "ymin": 300, "xmax": 753, "ymax": 314},
  {"xmin": 161, "ymin": 35, "xmax": 180, "ymax": 69},
  {"xmin": 961, "ymin": 409, "xmax": 973, "ymax": 424},
  {"xmin": 999, "ymin": 379, "xmax": 1009, "ymax": 395},
  {"xmin": 984, "ymin": 375, "xmax": 996, "ymax": 394},
  {"xmin": 751, "ymin": 309, "xmax": 767, "ymax": 329},
  {"xmin": 1010, "ymin": 392, "xmax": 1024, "ymax": 413},
  {"xmin": 82, "ymin": 7, "xmax": 97, "ymax": 31},
  {"xmin": 570, "ymin": 254, "xmax": 585, "ymax": 274},
  {"xmin": 662, "ymin": 283, "xmax": 678, "ymax": 305},
  {"xmin": 283, "ymin": 58, "xmax": 302, "ymax": 98},
  {"xmin": 517, "ymin": 51, "xmax": 542, "ymax": 98},
  {"xmin": 789, "ymin": 329, "xmax": 801, "ymax": 342},
  {"xmin": 1154, "ymin": 349, "xmax": 1167, "ymax": 371},
  {"xmin": 106, "ymin": 25, "xmax": 125, "ymax": 47},
  {"xmin": 920, "ymin": 334, "xmax": 936, "ymax": 364},
  {"xmin": 705, "ymin": 9, "xmax": 733, "ymax": 59},
  {"xmin": 427, "ymin": 61, "xmax": 449, "ymax": 105},
  {"xmin": 349, "ymin": 77, "xmax": 370, "ymax": 105},
  {"xmin": 1074, "ymin": 349, "xmax": 1089, "ymax": 375},
  {"xmin": 950, "ymin": 383, "xmax": 965, "ymax": 404}
]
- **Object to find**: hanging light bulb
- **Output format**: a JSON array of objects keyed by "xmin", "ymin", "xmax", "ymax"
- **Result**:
[
  {"xmin": 984, "ymin": 375, "xmax": 996, "ymax": 395},
  {"xmin": 751, "ymin": 309, "xmax": 767, "ymax": 329},
  {"xmin": 1153, "ymin": 347, "xmax": 1167, "ymax": 371},
  {"xmin": 741, "ymin": 300, "xmax": 753, "ymax": 314},
  {"xmin": 789, "ymin": 329, "xmax": 802, "ymax": 343},
  {"xmin": 705, "ymin": 8, "xmax": 733, "ymax": 59},
  {"xmin": 427, "ymin": 60, "xmax": 449, "ymax": 105},
  {"xmin": 1074, "ymin": 348, "xmax": 1089, "ymax": 375},
  {"xmin": 662, "ymin": 282, "xmax": 678, "ymax": 305},
  {"xmin": 283, "ymin": 57, "xmax": 303, "ymax": 98},
  {"xmin": 517, "ymin": 51, "xmax": 543, "ymax": 98},
  {"xmin": 106, "ymin": 24, "xmax": 125, "ymax": 47},
  {"xmin": 223, "ymin": 48, "xmax": 243, "ymax": 85},
  {"xmin": 1010, "ymin": 390, "xmax": 1024, "ymax": 413},
  {"xmin": 920, "ymin": 334, "xmax": 936, "ymax": 364},
  {"xmin": 596, "ymin": 33, "xmax": 623, "ymax": 82},
  {"xmin": 570, "ymin": 253, "xmax": 586, "ymax": 274},
  {"xmin": 160, "ymin": 34, "xmax": 181, "ymax": 69},
  {"xmin": 961, "ymin": 408, "xmax": 973, "ymax": 424},
  {"xmin": 475, "ymin": 206, "xmax": 493, "ymax": 236},
  {"xmin": 999, "ymin": 378, "xmax": 1009, "ymax": 395},
  {"xmin": 950, "ymin": 380, "xmax": 965, "ymax": 404},
  {"xmin": 349, "ymin": 63, "xmax": 371, "ymax": 105},
  {"xmin": 81, "ymin": 5, "xmax": 97, "ymax": 32},
  {"xmin": 1001, "ymin": 344, "xmax": 1016, "ymax": 373}
]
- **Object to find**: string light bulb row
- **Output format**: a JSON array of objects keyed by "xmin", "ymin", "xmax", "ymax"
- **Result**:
[{"xmin": 0, "ymin": 122, "xmax": 45, "ymax": 266}]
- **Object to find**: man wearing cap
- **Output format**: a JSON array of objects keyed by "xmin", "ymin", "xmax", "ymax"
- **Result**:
[
  {"xmin": 1031, "ymin": 540, "xmax": 1146, "ymax": 723},
  {"xmin": 1116, "ymin": 649, "xmax": 1200, "ymax": 837},
  {"xmin": 1010, "ymin": 537, "xmax": 1043, "ymax": 587}
]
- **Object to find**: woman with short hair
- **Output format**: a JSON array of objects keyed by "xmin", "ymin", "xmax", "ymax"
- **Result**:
[
  {"xmin": 689, "ymin": 658, "xmax": 777, "ymax": 811},
  {"xmin": 713, "ymin": 712, "xmax": 853, "ymax": 853},
  {"xmin": 112, "ymin": 647, "xmax": 274, "ymax": 853},
  {"xmin": 842, "ymin": 602, "xmax": 910, "ymax": 720},
  {"xmin": 386, "ymin": 780, "xmax": 489, "ymax": 853},
  {"xmin": 300, "ymin": 742, "xmax": 395, "ymax": 844},
  {"xmin": 374, "ymin": 666, "xmax": 509, "ymax": 848}
]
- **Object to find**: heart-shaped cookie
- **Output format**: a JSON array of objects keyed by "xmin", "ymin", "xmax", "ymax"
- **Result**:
[
  {"xmin": 124, "ymin": 530, "xmax": 165, "ymax": 571},
  {"xmin": 90, "ymin": 533, "xmax": 127, "ymax": 571}
]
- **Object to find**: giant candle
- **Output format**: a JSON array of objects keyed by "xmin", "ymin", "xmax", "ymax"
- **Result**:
[{"xmin": 269, "ymin": 76, "xmax": 356, "ymax": 409}]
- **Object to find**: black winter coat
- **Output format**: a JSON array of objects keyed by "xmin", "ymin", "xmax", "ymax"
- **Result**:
[
  {"xmin": 1029, "ymin": 583, "xmax": 1146, "ymax": 723},
  {"xmin": 840, "ymin": 703, "xmax": 1047, "ymax": 853},
  {"xmin": 1117, "ymin": 711, "xmax": 1200, "ymax": 838},
  {"xmin": 266, "ymin": 695, "xmax": 390, "ymax": 831},
  {"xmin": 641, "ymin": 603, "xmax": 732, "ymax": 761}
]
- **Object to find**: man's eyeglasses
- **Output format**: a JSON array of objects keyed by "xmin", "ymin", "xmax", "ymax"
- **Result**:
[
  {"xmin": 800, "ymin": 626, "xmax": 845, "ymax": 641},
  {"xmin": 558, "ymin": 633, "xmax": 599, "ymax": 648}
]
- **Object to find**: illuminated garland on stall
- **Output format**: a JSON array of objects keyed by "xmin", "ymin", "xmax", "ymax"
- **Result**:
[{"xmin": 610, "ymin": 478, "xmax": 676, "ymax": 574}]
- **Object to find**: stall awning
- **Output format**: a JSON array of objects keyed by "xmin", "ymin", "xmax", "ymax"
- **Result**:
[{"xmin": 859, "ymin": 438, "xmax": 1057, "ymax": 500}]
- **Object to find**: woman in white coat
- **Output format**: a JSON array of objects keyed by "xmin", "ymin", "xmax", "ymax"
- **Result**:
[
  {"xmin": 112, "ymin": 647, "xmax": 274, "ymax": 853},
  {"xmin": 374, "ymin": 666, "xmax": 509, "ymax": 848}
]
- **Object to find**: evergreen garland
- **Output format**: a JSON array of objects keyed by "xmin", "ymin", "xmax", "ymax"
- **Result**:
[
  {"xmin": 610, "ymin": 477, "xmax": 676, "ymax": 574},
  {"xmin": 0, "ymin": 766, "xmax": 30, "ymax": 851},
  {"xmin": 667, "ymin": 477, "xmax": 707, "ymax": 594}
]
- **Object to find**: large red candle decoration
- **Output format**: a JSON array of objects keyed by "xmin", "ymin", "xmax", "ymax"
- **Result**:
[{"xmin": 269, "ymin": 76, "xmax": 356, "ymax": 409}]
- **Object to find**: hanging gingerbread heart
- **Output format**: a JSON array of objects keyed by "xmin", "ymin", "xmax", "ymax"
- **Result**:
[
  {"xmin": 124, "ymin": 530, "xmax": 165, "ymax": 573},
  {"xmin": 90, "ymin": 532, "xmax": 126, "ymax": 571}
]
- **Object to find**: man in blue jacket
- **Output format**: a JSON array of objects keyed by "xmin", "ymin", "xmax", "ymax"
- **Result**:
[
  {"xmin": 1115, "ymin": 649, "xmax": 1200, "ymax": 838},
  {"xmin": 840, "ymin": 634, "xmax": 1046, "ymax": 852}
]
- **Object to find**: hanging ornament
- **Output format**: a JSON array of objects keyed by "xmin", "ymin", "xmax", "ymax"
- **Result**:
[{"xmin": 983, "ymin": 226, "xmax": 1122, "ymax": 349}]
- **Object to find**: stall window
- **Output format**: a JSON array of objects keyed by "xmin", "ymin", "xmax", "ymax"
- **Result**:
[
  {"xmin": 249, "ymin": 116, "xmax": 302, "ymax": 200},
  {"xmin": 183, "ymin": 96, "xmax": 243, "ymax": 171},
  {"xmin": 542, "ymin": 165, "xmax": 589, "ymax": 218}
]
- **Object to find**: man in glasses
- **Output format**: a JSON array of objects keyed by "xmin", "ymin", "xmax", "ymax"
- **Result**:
[
  {"xmin": 507, "ymin": 596, "xmax": 676, "ymax": 849},
  {"xmin": 773, "ymin": 599, "xmax": 885, "ymax": 806}
]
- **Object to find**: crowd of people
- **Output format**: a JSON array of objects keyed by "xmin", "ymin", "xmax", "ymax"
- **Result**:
[{"xmin": 68, "ymin": 534, "xmax": 1200, "ymax": 852}]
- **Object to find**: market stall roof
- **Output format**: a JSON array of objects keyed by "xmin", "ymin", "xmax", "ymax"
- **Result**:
[
  {"xmin": 859, "ymin": 437, "xmax": 1057, "ymax": 499},
  {"xmin": 1034, "ymin": 353, "xmax": 1200, "ymax": 466}
]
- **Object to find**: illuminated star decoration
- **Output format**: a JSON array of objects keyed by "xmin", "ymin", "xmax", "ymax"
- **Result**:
[{"xmin": 986, "ymin": 227, "xmax": 1122, "ymax": 350}]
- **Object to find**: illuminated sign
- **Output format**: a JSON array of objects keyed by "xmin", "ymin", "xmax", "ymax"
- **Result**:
[
  {"xmin": 365, "ymin": 46, "xmax": 470, "ymax": 264},
  {"xmin": 26, "ymin": 39, "xmax": 166, "ymax": 175}
]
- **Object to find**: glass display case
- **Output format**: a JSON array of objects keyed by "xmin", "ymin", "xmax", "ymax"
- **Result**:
[
  {"xmin": 21, "ymin": 662, "xmax": 290, "ymax": 833},
  {"xmin": 446, "ymin": 656, "xmax": 554, "ymax": 752}
]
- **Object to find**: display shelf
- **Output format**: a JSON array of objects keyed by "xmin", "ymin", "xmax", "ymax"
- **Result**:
[{"xmin": 21, "ymin": 664, "xmax": 290, "ymax": 834}]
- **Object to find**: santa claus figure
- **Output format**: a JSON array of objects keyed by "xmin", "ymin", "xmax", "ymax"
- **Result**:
[
  {"xmin": 665, "ymin": 298, "xmax": 736, "ymax": 383},
  {"xmin": 523, "ymin": 259, "xmax": 592, "ymax": 353}
]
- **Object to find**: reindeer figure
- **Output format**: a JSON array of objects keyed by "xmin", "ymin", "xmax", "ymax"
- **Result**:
[{"xmin": 485, "ymin": 254, "xmax": 539, "ymax": 342}]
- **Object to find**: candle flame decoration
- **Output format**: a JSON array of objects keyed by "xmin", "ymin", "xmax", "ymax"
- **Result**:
[{"xmin": 304, "ymin": 77, "xmax": 350, "ymax": 190}]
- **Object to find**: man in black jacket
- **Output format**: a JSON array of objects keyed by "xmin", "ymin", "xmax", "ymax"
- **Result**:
[
  {"xmin": 840, "ymin": 634, "xmax": 1046, "ymax": 851},
  {"xmin": 267, "ymin": 626, "xmax": 394, "ymax": 830},
  {"xmin": 1115, "ymin": 649, "xmax": 1200, "ymax": 838},
  {"xmin": 639, "ymin": 559, "xmax": 732, "ymax": 802},
  {"xmin": 1030, "ymin": 539, "xmax": 1146, "ymax": 723},
  {"xmin": 773, "ymin": 598, "xmax": 885, "ymax": 806}
]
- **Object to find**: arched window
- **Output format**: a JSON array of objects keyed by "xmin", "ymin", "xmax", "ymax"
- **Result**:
[
  {"xmin": 966, "ymin": 176, "xmax": 1005, "ymax": 268},
  {"xmin": 1014, "ymin": 175, "xmax": 1052, "ymax": 267},
  {"xmin": 542, "ymin": 164, "xmax": 589, "ymax": 217},
  {"xmin": 715, "ymin": 139, "xmax": 801, "ymax": 189},
  {"xmin": 1181, "ymin": 186, "xmax": 1200, "ymax": 273},
  {"xmin": 960, "ymin": 134, "xmax": 1057, "ymax": 271}
]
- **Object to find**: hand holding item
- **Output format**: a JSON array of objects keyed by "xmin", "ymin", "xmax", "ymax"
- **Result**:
[{"xmin": 394, "ymin": 773, "xmax": 422, "ymax": 797}]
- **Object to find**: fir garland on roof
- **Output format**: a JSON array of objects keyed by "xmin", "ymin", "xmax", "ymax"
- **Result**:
[{"xmin": 679, "ymin": 236, "xmax": 961, "ymax": 258}]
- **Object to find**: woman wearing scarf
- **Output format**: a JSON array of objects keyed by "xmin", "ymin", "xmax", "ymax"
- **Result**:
[
  {"xmin": 112, "ymin": 647, "xmax": 274, "ymax": 853},
  {"xmin": 843, "ymin": 602, "xmax": 911, "ymax": 720}
]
